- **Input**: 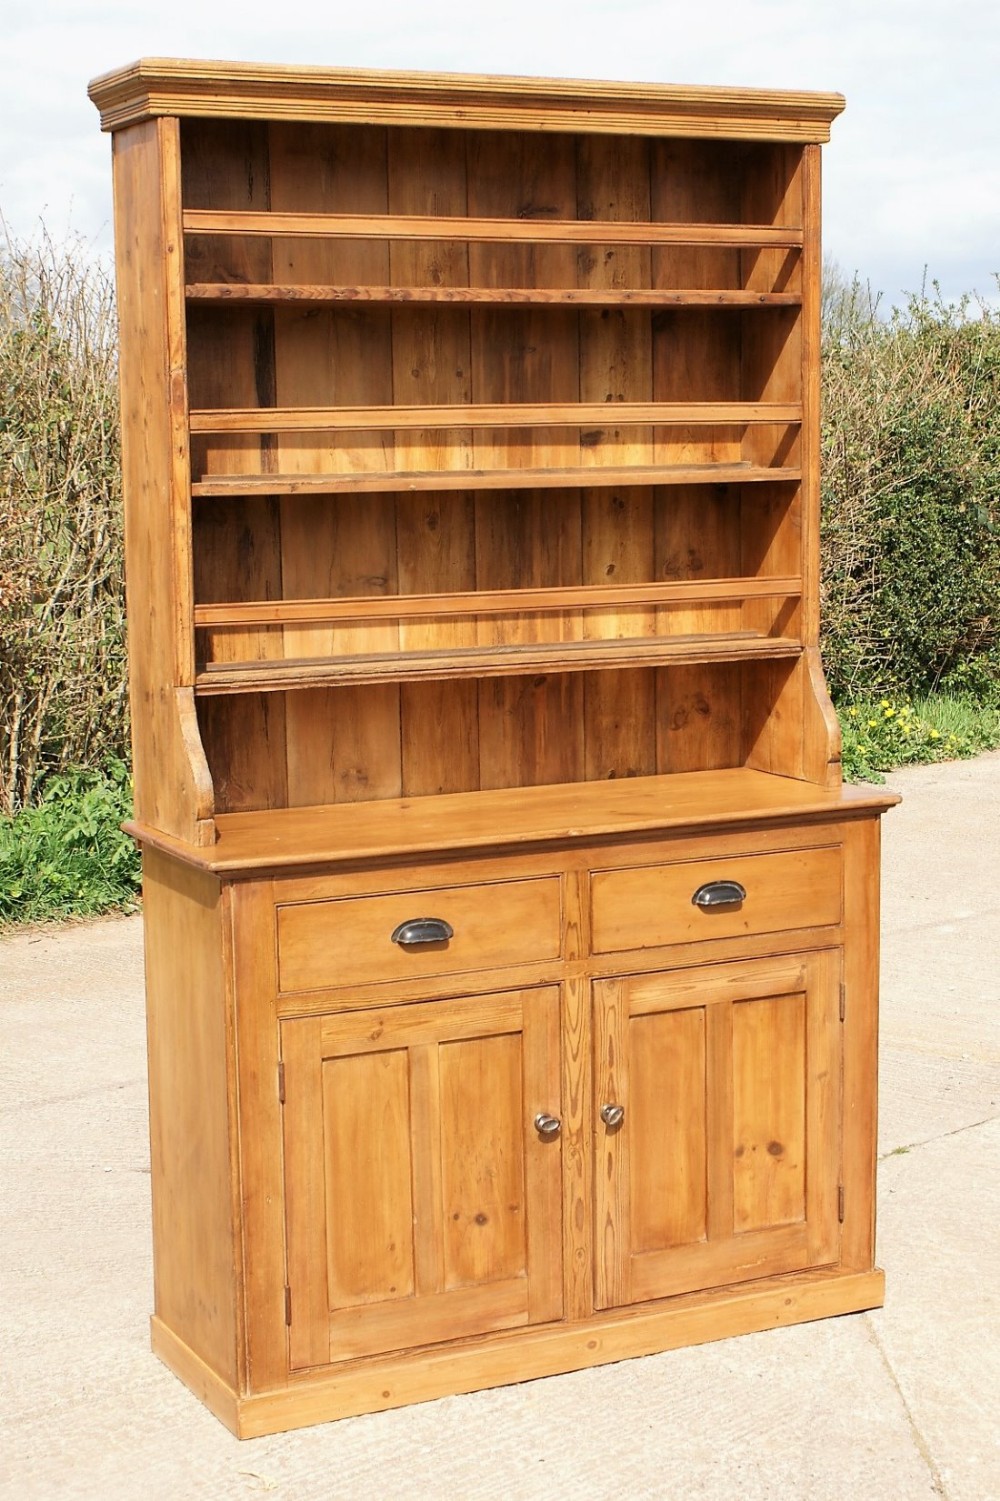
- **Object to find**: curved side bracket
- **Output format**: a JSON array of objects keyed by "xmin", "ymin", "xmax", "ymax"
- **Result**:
[{"xmin": 130, "ymin": 685, "xmax": 217, "ymax": 848}]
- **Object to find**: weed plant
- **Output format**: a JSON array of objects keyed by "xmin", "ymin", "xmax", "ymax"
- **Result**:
[
  {"xmin": 839, "ymin": 693, "xmax": 1000, "ymax": 782},
  {"xmin": 0, "ymin": 761, "xmax": 140, "ymax": 926}
]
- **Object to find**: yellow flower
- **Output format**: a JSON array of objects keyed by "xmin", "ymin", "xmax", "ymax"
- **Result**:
[
  {"xmin": 868, "ymin": 719, "xmax": 878, "ymax": 727},
  {"xmin": 880, "ymin": 699, "xmax": 891, "ymax": 709},
  {"xmin": 928, "ymin": 729, "xmax": 940, "ymax": 739},
  {"xmin": 884, "ymin": 708, "xmax": 895, "ymax": 718},
  {"xmin": 847, "ymin": 706, "xmax": 859, "ymax": 717}
]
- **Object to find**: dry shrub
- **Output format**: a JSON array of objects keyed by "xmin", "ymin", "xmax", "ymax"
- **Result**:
[{"xmin": 0, "ymin": 230, "xmax": 127, "ymax": 813}]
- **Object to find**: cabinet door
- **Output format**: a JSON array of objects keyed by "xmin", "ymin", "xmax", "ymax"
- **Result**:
[
  {"xmin": 594, "ymin": 952, "xmax": 840, "ymax": 1309},
  {"xmin": 280, "ymin": 987, "xmax": 562, "ymax": 1368}
]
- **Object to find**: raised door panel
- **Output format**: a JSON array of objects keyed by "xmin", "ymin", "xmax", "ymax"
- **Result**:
[
  {"xmin": 281, "ymin": 987, "xmax": 562, "ymax": 1368},
  {"xmin": 594, "ymin": 951, "xmax": 840, "ymax": 1310}
]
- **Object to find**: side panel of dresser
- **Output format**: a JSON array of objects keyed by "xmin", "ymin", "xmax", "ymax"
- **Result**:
[
  {"xmin": 840, "ymin": 813, "xmax": 883, "ymax": 1270},
  {"xmin": 112, "ymin": 118, "xmax": 214, "ymax": 845},
  {"xmin": 142, "ymin": 848, "xmax": 240, "ymax": 1406}
]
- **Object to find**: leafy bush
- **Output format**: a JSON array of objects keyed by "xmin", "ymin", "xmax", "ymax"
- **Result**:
[
  {"xmin": 821, "ymin": 279, "xmax": 1000, "ymax": 701},
  {"xmin": 0, "ymin": 761, "xmax": 140, "ymax": 926},
  {"xmin": 0, "ymin": 231, "xmax": 127, "ymax": 815}
]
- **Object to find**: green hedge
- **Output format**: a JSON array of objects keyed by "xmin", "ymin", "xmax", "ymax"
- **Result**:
[{"xmin": 820, "ymin": 283, "xmax": 1000, "ymax": 700}]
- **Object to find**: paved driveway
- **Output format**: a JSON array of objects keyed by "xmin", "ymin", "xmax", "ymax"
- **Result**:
[{"xmin": 2, "ymin": 754, "xmax": 998, "ymax": 1500}]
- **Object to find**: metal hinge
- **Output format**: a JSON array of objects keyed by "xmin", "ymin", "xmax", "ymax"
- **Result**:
[
  {"xmin": 838, "ymin": 1184, "xmax": 845, "ymax": 1223},
  {"xmin": 284, "ymin": 1286, "xmax": 292, "ymax": 1326},
  {"xmin": 839, "ymin": 982, "xmax": 846, "ymax": 1023},
  {"xmin": 278, "ymin": 1061, "xmax": 286, "ymax": 1104}
]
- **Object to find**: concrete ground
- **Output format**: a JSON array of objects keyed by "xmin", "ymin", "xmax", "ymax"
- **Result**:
[{"xmin": 2, "ymin": 754, "xmax": 998, "ymax": 1501}]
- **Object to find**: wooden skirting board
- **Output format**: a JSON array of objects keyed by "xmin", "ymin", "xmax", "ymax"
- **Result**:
[{"xmin": 152, "ymin": 1267, "xmax": 884, "ymax": 1438}]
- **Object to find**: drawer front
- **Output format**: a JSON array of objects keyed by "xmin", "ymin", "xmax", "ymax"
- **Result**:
[
  {"xmin": 276, "ymin": 877, "xmax": 562, "ymax": 993},
  {"xmin": 590, "ymin": 845, "xmax": 842, "ymax": 954}
]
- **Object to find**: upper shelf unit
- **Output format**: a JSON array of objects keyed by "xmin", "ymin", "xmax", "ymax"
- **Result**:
[{"xmin": 92, "ymin": 63, "xmax": 841, "ymax": 829}]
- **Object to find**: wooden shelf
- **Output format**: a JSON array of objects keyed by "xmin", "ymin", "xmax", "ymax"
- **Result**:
[
  {"xmin": 125, "ymin": 771, "xmax": 897, "ymax": 876},
  {"xmin": 193, "ymin": 575, "xmax": 801, "ymax": 630},
  {"xmin": 183, "ymin": 209, "xmax": 804, "ymax": 247},
  {"xmin": 194, "ymin": 631, "xmax": 801, "ymax": 694},
  {"xmin": 185, "ymin": 283, "xmax": 803, "ymax": 309},
  {"xmin": 191, "ymin": 462, "xmax": 802, "ymax": 498},
  {"xmin": 189, "ymin": 401, "xmax": 801, "ymax": 434}
]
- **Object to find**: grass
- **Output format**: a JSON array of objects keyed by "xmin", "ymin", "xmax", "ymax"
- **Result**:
[
  {"xmin": 0, "ymin": 761, "xmax": 141, "ymax": 928},
  {"xmin": 839, "ymin": 692, "xmax": 1000, "ymax": 782}
]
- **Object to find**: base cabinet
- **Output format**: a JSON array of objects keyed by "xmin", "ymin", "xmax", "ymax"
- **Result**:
[
  {"xmin": 138, "ymin": 811, "xmax": 892, "ymax": 1436},
  {"xmin": 278, "ymin": 949, "xmax": 844, "ymax": 1376}
]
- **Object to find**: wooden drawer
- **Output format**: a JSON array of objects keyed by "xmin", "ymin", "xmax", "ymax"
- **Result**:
[
  {"xmin": 590, "ymin": 844, "xmax": 842, "ymax": 954},
  {"xmin": 276, "ymin": 877, "xmax": 562, "ymax": 993}
]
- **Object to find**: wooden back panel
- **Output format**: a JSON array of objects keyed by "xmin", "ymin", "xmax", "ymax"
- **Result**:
[{"xmin": 177, "ymin": 119, "xmax": 824, "ymax": 813}]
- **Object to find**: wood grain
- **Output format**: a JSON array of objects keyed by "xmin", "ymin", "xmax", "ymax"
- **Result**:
[
  {"xmin": 181, "ymin": 209, "xmax": 806, "ymax": 244},
  {"xmin": 111, "ymin": 119, "xmax": 215, "ymax": 843},
  {"xmin": 228, "ymin": 878, "xmax": 288, "ymax": 1390},
  {"xmin": 125, "ymin": 771, "xmax": 897, "ymax": 875},
  {"xmin": 190, "ymin": 400, "xmax": 802, "ymax": 431},
  {"xmin": 325, "ymin": 1047, "xmax": 415, "ymax": 1309},
  {"xmin": 90, "ymin": 60, "xmax": 845, "ymax": 142},
  {"xmin": 185, "ymin": 126, "xmax": 289, "ymax": 814},
  {"xmin": 387, "ymin": 127, "xmax": 480, "ymax": 796},
  {"xmin": 194, "ymin": 575, "xmax": 801, "ymax": 630},
  {"xmin": 151, "ymin": 1268, "xmax": 884, "ymax": 1436},
  {"xmin": 141, "ymin": 851, "xmax": 237, "ymax": 1384},
  {"xmin": 732, "ymin": 991, "xmax": 806, "ymax": 1231},
  {"xmin": 599, "ymin": 953, "xmax": 841, "ymax": 1307},
  {"xmin": 275, "ymin": 876, "xmax": 562, "ymax": 991},
  {"xmin": 840, "ymin": 818, "xmax": 882, "ymax": 1270},
  {"xmin": 192, "ymin": 461, "xmax": 801, "ymax": 496},
  {"xmin": 267, "ymin": 122, "xmax": 401, "ymax": 807},
  {"xmin": 280, "ymin": 989, "xmax": 562, "ymax": 1363},
  {"xmin": 187, "ymin": 282, "xmax": 804, "ymax": 307},
  {"xmin": 281, "ymin": 1015, "xmax": 334, "ymax": 1369},
  {"xmin": 590, "ymin": 843, "xmax": 842, "ymax": 953},
  {"xmin": 629, "ymin": 1007, "xmax": 707, "ymax": 1251},
  {"xmin": 194, "ymin": 633, "xmax": 802, "ymax": 695}
]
